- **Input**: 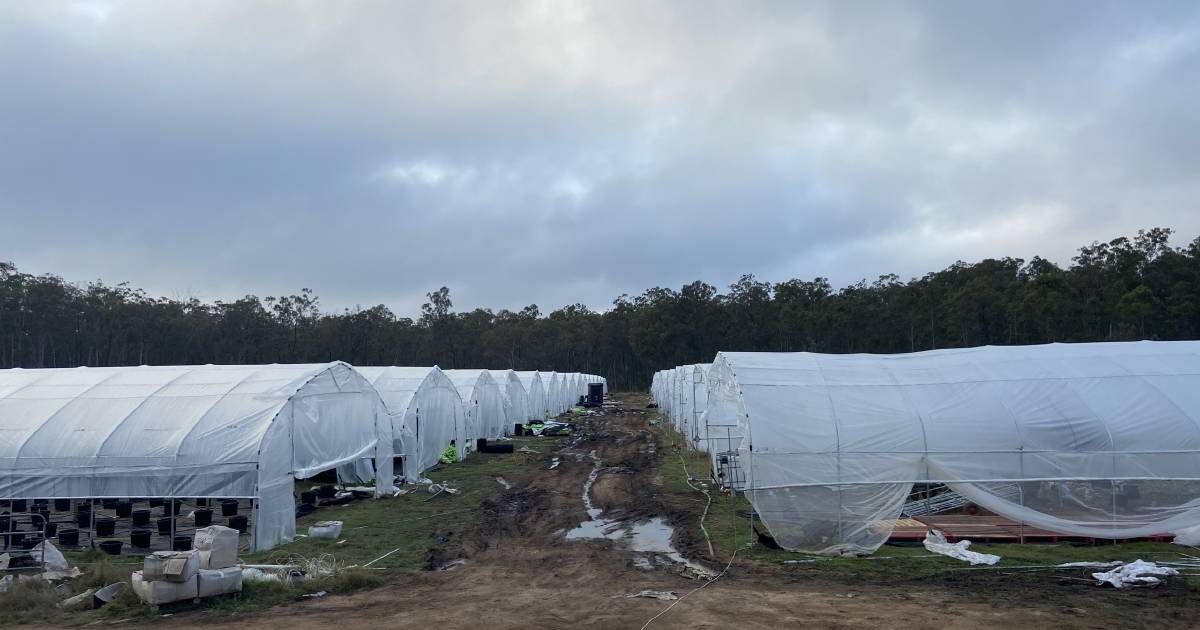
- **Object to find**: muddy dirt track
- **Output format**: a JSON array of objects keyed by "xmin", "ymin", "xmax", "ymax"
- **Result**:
[{"xmin": 173, "ymin": 395, "xmax": 1199, "ymax": 629}]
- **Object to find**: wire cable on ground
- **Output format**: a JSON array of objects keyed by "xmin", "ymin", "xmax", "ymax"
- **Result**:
[{"xmin": 638, "ymin": 547, "xmax": 742, "ymax": 630}]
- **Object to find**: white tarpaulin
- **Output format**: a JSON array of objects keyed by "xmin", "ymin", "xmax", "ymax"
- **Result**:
[
  {"xmin": 0, "ymin": 362, "xmax": 390, "ymax": 551},
  {"xmin": 706, "ymin": 341, "xmax": 1200, "ymax": 555},
  {"xmin": 356, "ymin": 366, "xmax": 465, "ymax": 479}
]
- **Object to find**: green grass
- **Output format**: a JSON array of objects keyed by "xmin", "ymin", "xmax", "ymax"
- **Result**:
[{"xmin": 0, "ymin": 437, "xmax": 546, "ymax": 625}]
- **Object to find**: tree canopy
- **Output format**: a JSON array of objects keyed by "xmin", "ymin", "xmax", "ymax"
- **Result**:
[{"xmin": 3, "ymin": 228, "xmax": 1198, "ymax": 390}]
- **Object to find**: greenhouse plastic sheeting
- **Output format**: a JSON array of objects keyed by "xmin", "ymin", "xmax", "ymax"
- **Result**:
[
  {"xmin": 0, "ymin": 362, "xmax": 390, "ymax": 551},
  {"xmin": 356, "ymin": 366, "xmax": 465, "ymax": 479},
  {"xmin": 444, "ymin": 369, "xmax": 507, "ymax": 439},
  {"xmin": 707, "ymin": 342, "xmax": 1200, "ymax": 555},
  {"xmin": 515, "ymin": 372, "xmax": 548, "ymax": 419},
  {"xmin": 493, "ymin": 369, "xmax": 533, "ymax": 425}
]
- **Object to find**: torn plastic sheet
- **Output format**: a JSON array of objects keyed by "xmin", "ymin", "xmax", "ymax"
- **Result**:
[
  {"xmin": 31, "ymin": 540, "xmax": 69, "ymax": 571},
  {"xmin": 922, "ymin": 529, "xmax": 1000, "ymax": 565},
  {"xmin": 1173, "ymin": 524, "xmax": 1200, "ymax": 546},
  {"xmin": 1092, "ymin": 560, "xmax": 1179, "ymax": 588}
]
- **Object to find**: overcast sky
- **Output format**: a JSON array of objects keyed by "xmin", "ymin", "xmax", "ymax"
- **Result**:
[{"xmin": 2, "ymin": 1, "xmax": 1198, "ymax": 315}]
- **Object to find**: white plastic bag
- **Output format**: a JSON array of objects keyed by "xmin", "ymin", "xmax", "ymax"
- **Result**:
[{"xmin": 922, "ymin": 529, "xmax": 1000, "ymax": 566}]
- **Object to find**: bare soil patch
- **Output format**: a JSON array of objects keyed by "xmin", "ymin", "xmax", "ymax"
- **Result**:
[{"xmin": 129, "ymin": 395, "xmax": 1200, "ymax": 628}]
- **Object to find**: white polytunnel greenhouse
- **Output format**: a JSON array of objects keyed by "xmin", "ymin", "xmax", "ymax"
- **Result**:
[
  {"xmin": 443, "ymin": 369, "xmax": 507, "ymax": 439},
  {"xmin": 515, "ymin": 371, "xmax": 548, "ymax": 419},
  {"xmin": 565, "ymin": 373, "xmax": 580, "ymax": 405},
  {"xmin": 681, "ymin": 364, "xmax": 712, "ymax": 450},
  {"xmin": 354, "ymin": 366, "xmax": 466, "ymax": 481},
  {"xmin": 492, "ymin": 369, "xmax": 533, "ymax": 425},
  {"xmin": 541, "ymin": 372, "xmax": 563, "ymax": 415},
  {"xmin": 705, "ymin": 341, "xmax": 1200, "ymax": 556},
  {"xmin": 0, "ymin": 362, "xmax": 390, "ymax": 551}
]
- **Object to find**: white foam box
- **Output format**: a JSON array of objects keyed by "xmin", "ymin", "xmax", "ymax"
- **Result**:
[
  {"xmin": 193, "ymin": 525, "xmax": 240, "ymax": 570},
  {"xmin": 131, "ymin": 570, "xmax": 198, "ymax": 605},
  {"xmin": 142, "ymin": 550, "xmax": 199, "ymax": 583},
  {"xmin": 308, "ymin": 520, "xmax": 343, "ymax": 539},
  {"xmin": 197, "ymin": 566, "xmax": 244, "ymax": 598}
]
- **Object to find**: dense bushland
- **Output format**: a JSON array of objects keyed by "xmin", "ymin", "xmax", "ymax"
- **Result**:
[{"xmin": 3, "ymin": 228, "xmax": 1198, "ymax": 390}]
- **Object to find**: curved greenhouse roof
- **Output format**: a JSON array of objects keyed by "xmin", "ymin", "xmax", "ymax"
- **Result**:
[
  {"xmin": 492, "ymin": 369, "xmax": 533, "ymax": 423},
  {"xmin": 515, "ymin": 371, "xmax": 547, "ymax": 419},
  {"xmin": 708, "ymin": 341, "xmax": 1200, "ymax": 554},
  {"xmin": 0, "ymin": 362, "xmax": 389, "ymax": 550},
  {"xmin": 356, "ymin": 366, "xmax": 465, "ymax": 478},
  {"xmin": 443, "ymin": 369, "xmax": 507, "ymax": 439}
]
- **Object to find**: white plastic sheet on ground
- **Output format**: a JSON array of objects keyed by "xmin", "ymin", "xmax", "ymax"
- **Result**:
[
  {"xmin": 1093, "ymin": 559, "xmax": 1179, "ymax": 588},
  {"xmin": 0, "ymin": 362, "xmax": 390, "ymax": 551},
  {"xmin": 922, "ymin": 529, "xmax": 1000, "ymax": 565},
  {"xmin": 705, "ymin": 341, "xmax": 1200, "ymax": 555}
]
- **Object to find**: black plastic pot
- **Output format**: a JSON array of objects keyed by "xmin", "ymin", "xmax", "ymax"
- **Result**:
[
  {"xmin": 32, "ymin": 499, "xmax": 48, "ymax": 508},
  {"xmin": 95, "ymin": 517, "xmax": 116, "ymax": 537},
  {"xmin": 130, "ymin": 529, "xmax": 152, "ymax": 548},
  {"xmin": 75, "ymin": 511, "xmax": 93, "ymax": 528},
  {"xmin": 115, "ymin": 501, "xmax": 133, "ymax": 518},
  {"xmin": 44, "ymin": 522, "xmax": 58, "ymax": 538},
  {"xmin": 194, "ymin": 509, "xmax": 213, "ymax": 527},
  {"xmin": 220, "ymin": 499, "xmax": 239, "ymax": 516},
  {"xmin": 10, "ymin": 499, "xmax": 27, "ymax": 513},
  {"xmin": 54, "ymin": 498, "xmax": 72, "ymax": 512},
  {"xmin": 98, "ymin": 540, "xmax": 123, "ymax": 555},
  {"xmin": 148, "ymin": 498, "xmax": 164, "ymax": 508},
  {"xmin": 228, "ymin": 515, "xmax": 248, "ymax": 533},
  {"xmin": 300, "ymin": 491, "xmax": 318, "ymax": 506},
  {"xmin": 156, "ymin": 517, "xmax": 174, "ymax": 536},
  {"xmin": 21, "ymin": 535, "xmax": 43, "ymax": 550},
  {"xmin": 172, "ymin": 535, "xmax": 192, "ymax": 551},
  {"xmin": 57, "ymin": 528, "xmax": 80, "ymax": 546},
  {"xmin": 195, "ymin": 498, "xmax": 209, "ymax": 507},
  {"xmin": 131, "ymin": 509, "xmax": 151, "ymax": 526},
  {"xmin": 101, "ymin": 498, "xmax": 119, "ymax": 509}
]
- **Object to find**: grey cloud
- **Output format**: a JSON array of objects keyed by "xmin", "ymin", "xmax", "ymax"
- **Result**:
[{"xmin": 1, "ymin": 0, "xmax": 1198, "ymax": 315}]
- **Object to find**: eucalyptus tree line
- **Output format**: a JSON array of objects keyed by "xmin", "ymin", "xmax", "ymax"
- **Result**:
[{"xmin": 2, "ymin": 228, "xmax": 1198, "ymax": 390}]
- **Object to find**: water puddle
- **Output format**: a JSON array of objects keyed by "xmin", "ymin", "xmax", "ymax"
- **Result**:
[{"xmin": 565, "ymin": 451, "xmax": 711, "ymax": 577}]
